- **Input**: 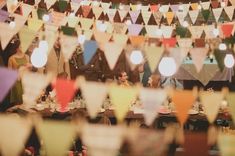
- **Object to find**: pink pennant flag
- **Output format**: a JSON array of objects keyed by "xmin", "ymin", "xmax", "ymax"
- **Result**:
[
  {"xmin": 162, "ymin": 38, "xmax": 177, "ymax": 47},
  {"xmin": 189, "ymin": 48, "xmax": 208, "ymax": 73},
  {"xmin": 150, "ymin": 4, "xmax": 158, "ymax": 12},
  {"xmin": 221, "ymin": 24, "xmax": 234, "ymax": 38},
  {"xmin": 129, "ymin": 10, "xmax": 140, "ymax": 23},
  {"xmin": 127, "ymin": 24, "xmax": 143, "ymax": 36},
  {"xmin": 81, "ymin": 5, "xmax": 91, "ymax": 17},
  {"xmin": 53, "ymin": 79, "xmax": 77, "ymax": 112}
]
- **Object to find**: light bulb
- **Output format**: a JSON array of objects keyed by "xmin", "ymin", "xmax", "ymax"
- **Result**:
[
  {"xmin": 125, "ymin": 19, "xmax": 132, "ymax": 25},
  {"xmin": 213, "ymin": 28, "xmax": 219, "ymax": 36},
  {"xmin": 9, "ymin": 21, "xmax": 15, "ymax": 29},
  {"xmin": 219, "ymin": 43, "xmax": 227, "ymax": 51},
  {"xmin": 78, "ymin": 34, "xmax": 86, "ymax": 44},
  {"xmin": 39, "ymin": 40, "xmax": 48, "ymax": 52},
  {"xmin": 158, "ymin": 57, "xmax": 177, "ymax": 77},
  {"xmin": 183, "ymin": 21, "xmax": 189, "ymax": 27},
  {"xmin": 130, "ymin": 50, "xmax": 143, "ymax": 65},
  {"xmin": 42, "ymin": 14, "xmax": 50, "ymax": 22},
  {"xmin": 31, "ymin": 48, "xmax": 48, "ymax": 68},
  {"xmin": 224, "ymin": 54, "xmax": 235, "ymax": 68}
]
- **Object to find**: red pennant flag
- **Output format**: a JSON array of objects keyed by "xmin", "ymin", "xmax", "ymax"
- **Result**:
[
  {"xmin": 162, "ymin": 38, "xmax": 177, "ymax": 47},
  {"xmin": 150, "ymin": 5, "xmax": 158, "ymax": 12},
  {"xmin": 81, "ymin": 5, "xmax": 91, "ymax": 17},
  {"xmin": 53, "ymin": 79, "xmax": 77, "ymax": 112},
  {"xmin": 221, "ymin": 24, "xmax": 234, "ymax": 38}
]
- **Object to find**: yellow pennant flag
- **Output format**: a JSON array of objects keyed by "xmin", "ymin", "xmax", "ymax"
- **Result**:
[
  {"xmin": 6, "ymin": 0, "xmax": 18, "ymax": 14},
  {"xmin": 82, "ymin": 124, "xmax": 125, "ymax": 156},
  {"xmin": 112, "ymin": 33, "xmax": 128, "ymax": 45},
  {"xmin": 226, "ymin": 93, "xmax": 235, "ymax": 124},
  {"xmin": 200, "ymin": 91, "xmax": 224, "ymax": 124},
  {"xmin": 92, "ymin": 6, "xmax": 103, "ymax": 19},
  {"xmin": 27, "ymin": 18, "xmax": 43, "ymax": 31},
  {"xmin": 19, "ymin": 26, "xmax": 37, "ymax": 53},
  {"xmin": 21, "ymin": 3, "xmax": 33, "ymax": 17},
  {"xmin": 191, "ymin": 3, "xmax": 199, "ymax": 10},
  {"xmin": 36, "ymin": 120, "xmax": 76, "ymax": 156},
  {"xmin": 113, "ymin": 22, "xmax": 128, "ymax": 34},
  {"xmin": 60, "ymin": 34, "xmax": 78, "ymax": 62},
  {"xmin": 94, "ymin": 30, "xmax": 112, "ymax": 45},
  {"xmin": 166, "ymin": 12, "xmax": 174, "ymax": 25},
  {"xmin": 144, "ymin": 45, "xmax": 164, "ymax": 73},
  {"xmin": 0, "ymin": 114, "xmax": 32, "ymax": 156},
  {"xmin": 142, "ymin": 11, "xmax": 152, "ymax": 25},
  {"xmin": 109, "ymin": 84, "xmax": 138, "ymax": 122},
  {"xmin": 79, "ymin": 17, "xmax": 94, "ymax": 30},
  {"xmin": 218, "ymin": 133, "xmax": 235, "ymax": 156},
  {"xmin": 67, "ymin": 15, "xmax": 79, "ymax": 28}
]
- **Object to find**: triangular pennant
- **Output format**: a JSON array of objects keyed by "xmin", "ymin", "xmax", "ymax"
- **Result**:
[
  {"xmin": 191, "ymin": 3, "xmax": 199, "ymax": 10},
  {"xmin": 204, "ymin": 25, "xmax": 217, "ymax": 39},
  {"xmin": 172, "ymin": 90, "xmax": 196, "ymax": 126},
  {"xmin": 109, "ymin": 84, "xmax": 138, "ymax": 122},
  {"xmin": 83, "ymin": 40, "xmax": 98, "ymax": 65},
  {"xmin": 6, "ymin": 0, "xmax": 18, "ymax": 14},
  {"xmin": 80, "ymin": 0, "xmax": 91, "ymax": 6},
  {"xmin": 0, "ymin": 114, "xmax": 32, "ymax": 156},
  {"xmin": 161, "ymin": 25, "xmax": 173, "ymax": 38},
  {"xmin": 81, "ymin": 5, "xmax": 91, "ymax": 17},
  {"xmin": 212, "ymin": 8, "xmax": 223, "ymax": 22},
  {"xmin": 160, "ymin": 4, "xmax": 169, "ymax": 14},
  {"xmin": 127, "ymin": 24, "xmax": 143, "ymax": 36},
  {"xmin": 129, "ymin": 35, "xmax": 145, "ymax": 47},
  {"xmin": 201, "ymin": 1, "xmax": 211, "ymax": 10},
  {"xmin": 162, "ymin": 38, "xmax": 177, "ymax": 47},
  {"xmin": 176, "ymin": 11, "xmax": 187, "ymax": 26},
  {"xmin": 21, "ymin": 3, "xmax": 33, "ymax": 17},
  {"xmin": 103, "ymin": 42, "xmax": 124, "ymax": 70},
  {"xmin": 80, "ymin": 79, "xmax": 107, "ymax": 118},
  {"xmin": 153, "ymin": 11, "xmax": 162, "ymax": 24},
  {"xmin": 112, "ymin": 33, "xmax": 128, "ymax": 45},
  {"xmin": 19, "ymin": 26, "xmax": 37, "ymax": 53},
  {"xmin": 67, "ymin": 15, "xmax": 79, "ymax": 27},
  {"xmin": 150, "ymin": 4, "xmax": 158, "ymax": 12},
  {"xmin": 188, "ymin": 26, "xmax": 204, "ymax": 39},
  {"xmin": 58, "ymin": 0, "xmax": 68, "ymax": 12},
  {"xmin": 170, "ymin": 4, "xmax": 179, "ymax": 13},
  {"xmin": 0, "ymin": 67, "xmax": 18, "ymax": 102},
  {"xmin": 177, "ymin": 38, "xmax": 192, "ymax": 48},
  {"xmin": 224, "ymin": 6, "xmax": 234, "ymax": 21},
  {"xmin": 129, "ymin": 10, "xmax": 140, "ymax": 23},
  {"xmin": 60, "ymin": 34, "xmax": 77, "ymax": 61},
  {"xmin": 141, "ymin": 5, "xmax": 150, "ymax": 12},
  {"xmin": 169, "ymin": 48, "xmax": 189, "ymax": 70},
  {"xmin": 166, "ymin": 11, "xmax": 174, "ymax": 25},
  {"xmin": 145, "ymin": 25, "xmax": 160, "ymax": 38},
  {"xmin": 189, "ymin": 10, "xmax": 199, "ymax": 24},
  {"xmin": 79, "ymin": 17, "xmax": 94, "ymax": 30},
  {"xmin": 22, "ymin": 72, "xmax": 52, "ymax": 107},
  {"xmin": 100, "ymin": 2, "xmax": 111, "ymax": 10},
  {"xmin": 105, "ymin": 22, "xmax": 114, "ymax": 33},
  {"xmin": 213, "ymin": 49, "xmax": 226, "ymax": 72},
  {"xmin": 226, "ymin": 93, "xmax": 235, "ymax": 124},
  {"xmin": 113, "ymin": 22, "xmax": 128, "ymax": 34},
  {"xmin": 182, "ymin": 4, "xmax": 190, "ymax": 12},
  {"xmin": 118, "ymin": 10, "xmax": 128, "ymax": 22},
  {"xmin": 221, "ymin": 23, "xmax": 234, "ymax": 38},
  {"xmin": 211, "ymin": 1, "xmax": 220, "ymax": 8},
  {"xmin": 201, "ymin": 9, "xmax": 211, "ymax": 21},
  {"xmin": 189, "ymin": 48, "xmax": 208, "ymax": 73},
  {"xmin": 140, "ymin": 88, "xmax": 167, "ymax": 125},
  {"xmin": 144, "ymin": 46, "xmax": 164, "ymax": 73},
  {"xmin": 107, "ymin": 8, "xmax": 116, "ymax": 22},
  {"xmin": 53, "ymin": 78, "xmax": 77, "ymax": 112},
  {"xmin": 200, "ymin": 91, "xmax": 224, "ymax": 123},
  {"xmin": 50, "ymin": 11, "xmax": 66, "ymax": 26},
  {"xmin": 45, "ymin": 0, "xmax": 56, "ymax": 10},
  {"xmin": 70, "ymin": 1, "xmax": 80, "ymax": 13},
  {"xmin": 92, "ymin": 6, "xmax": 103, "ymax": 19},
  {"xmin": 36, "ymin": 120, "xmax": 76, "ymax": 156},
  {"xmin": 218, "ymin": 133, "xmax": 235, "ymax": 156},
  {"xmin": 44, "ymin": 24, "xmax": 58, "ymax": 52},
  {"xmin": 27, "ymin": 18, "xmax": 43, "ymax": 31},
  {"xmin": 175, "ymin": 26, "xmax": 188, "ymax": 38},
  {"xmin": 94, "ymin": 30, "xmax": 112, "ymax": 45},
  {"xmin": 0, "ymin": 10, "xmax": 9, "ymax": 22},
  {"xmin": 142, "ymin": 11, "xmax": 151, "ymax": 25},
  {"xmin": 82, "ymin": 124, "xmax": 124, "ymax": 156}
]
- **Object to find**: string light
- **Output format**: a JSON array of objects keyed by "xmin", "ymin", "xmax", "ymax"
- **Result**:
[
  {"xmin": 30, "ymin": 48, "xmax": 48, "ymax": 68},
  {"xmin": 78, "ymin": 34, "xmax": 86, "ymax": 44},
  {"xmin": 42, "ymin": 14, "xmax": 50, "ymax": 22},
  {"xmin": 213, "ymin": 28, "xmax": 220, "ymax": 37},
  {"xmin": 183, "ymin": 21, "xmax": 189, "ymax": 27},
  {"xmin": 158, "ymin": 57, "xmax": 177, "ymax": 77},
  {"xmin": 9, "ymin": 21, "xmax": 15, "ymax": 29},
  {"xmin": 224, "ymin": 54, "xmax": 235, "ymax": 68},
  {"xmin": 219, "ymin": 43, "xmax": 227, "ymax": 51},
  {"xmin": 130, "ymin": 50, "xmax": 143, "ymax": 65}
]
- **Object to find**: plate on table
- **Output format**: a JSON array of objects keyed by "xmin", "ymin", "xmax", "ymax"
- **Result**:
[
  {"xmin": 188, "ymin": 109, "xmax": 198, "ymax": 115},
  {"xmin": 158, "ymin": 108, "xmax": 171, "ymax": 114},
  {"xmin": 100, "ymin": 108, "xmax": 105, "ymax": 113},
  {"xmin": 55, "ymin": 107, "xmax": 70, "ymax": 113}
]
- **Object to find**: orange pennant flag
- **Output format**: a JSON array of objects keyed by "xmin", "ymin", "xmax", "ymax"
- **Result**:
[
  {"xmin": 129, "ymin": 36, "xmax": 145, "ymax": 47},
  {"xmin": 171, "ymin": 90, "xmax": 196, "ymax": 126},
  {"xmin": 94, "ymin": 30, "xmax": 112, "ymax": 45},
  {"xmin": 221, "ymin": 24, "xmax": 234, "ymax": 38}
]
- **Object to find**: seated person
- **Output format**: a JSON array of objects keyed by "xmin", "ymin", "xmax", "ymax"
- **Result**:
[
  {"xmin": 116, "ymin": 71, "xmax": 132, "ymax": 86},
  {"xmin": 147, "ymin": 74, "xmax": 161, "ymax": 88}
]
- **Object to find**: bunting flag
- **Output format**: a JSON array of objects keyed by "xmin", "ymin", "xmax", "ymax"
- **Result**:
[
  {"xmin": 0, "ymin": 14, "xmax": 26, "ymax": 50},
  {"xmin": 81, "ymin": 5, "xmax": 91, "ymax": 18},
  {"xmin": 45, "ymin": 0, "xmax": 56, "ymax": 10},
  {"xmin": 224, "ymin": 6, "xmax": 234, "ymax": 21},
  {"xmin": 176, "ymin": 11, "xmax": 187, "ymax": 26},
  {"xmin": 60, "ymin": 34, "xmax": 78, "ymax": 62},
  {"xmin": 107, "ymin": 8, "xmax": 116, "ymax": 22},
  {"xmin": 82, "ymin": 124, "xmax": 124, "ymax": 156},
  {"xmin": 188, "ymin": 26, "xmax": 204, "ymax": 39},
  {"xmin": 6, "ymin": 0, "xmax": 18, "ymax": 14},
  {"xmin": 145, "ymin": 25, "xmax": 161, "ymax": 38},
  {"xmin": 150, "ymin": 4, "xmax": 158, "ymax": 12},
  {"xmin": 144, "ymin": 45, "xmax": 164, "ymax": 73},
  {"xmin": 109, "ymin": 84, "xmax": 138, "ymax": 122},
  {"xmin": 162, "ymin": 38, "xmax": 177, "ymax": 47},
  {"xmin": 0, "ymin": 10, "xmax": 9, "ymax": 22},
  {"xmin": 218, "ymin": 133, "xmax": 235, "ymax": 156},
  {"xmin": 80, "ymin": 0, "xmax": 91, "ymax": 6},
  {"xmin": 19, "ymin": 26, "xmax": 37, "ymax": 53},
  {"xmin": 93, "ymin": 6, "xmax": 103, "ymax": 19},
  {"xmin": 31, "ymin": 8, "xmax": 38, "ymax": 19},
  {"xmin": 170, "ymin": 4, "xmax": 179, "ymax": 13},
  {"xmin": 190, "ymin": 3, "xmax": 199, "ymax": 10},
  {"xmin": 129, "ymin": 35, "xmax": 145, "ymax": 47},
  {"xmin": 27, "ymin": 18, "xmax": 43, "ymax": 31},
  {"xmin": 127, "ymin": 24, "xmax": 143, "ymax": 36},
  {"xmin": 36, "ymin": 120, "xmax": 76, "ymax": 156},
  {"xmin": 200, "ymin": 91, "xmax": 224, "ymax": 124},
  {"xmin": 153, "ymin": 12, "xmax": 162, "ymax": 24},
  {"xmin": 171, "ymin": 90, "xmax": 196, "ymax": 126},
  {"xmin": 100, "ymin": 2, "xmax": 111, "ymax": 10},
  {"xmin": 142, "ymin": 11, "xmax": 151, "ymax": 25},
  {"xmin": 94, "ymin": 30, "xmax": 112, "ymax": 46},
  {"xmin": 141, "ymin": 5, "xmax": 150, "ymax": 12},
  {"xmin": 226, "ymin": 93, "xmax": 235, "ymax": 124},
  {"xmin": 70, "ymin": 2, "xmax": 80, "ymax": 13},
  {"xmin": 201, "ymin": 1, "xmax": 211, "ymax": 10},
  {"xmin": 204, "ymin": 25, "xmax": 216, "ymax": 38},
  {"xmin": 80, "ymin": 78, "xmax": 107, "ymax": 118},
  {"xmin": 118, "ymin": 10, "xmax": 128, "ymax": 22},
  {"xmin": 177, "ymin": 38, "xmax": 193, "ymax": 48},
  {"xmin": 189, "ymin": 10, "xmax": 199, "ymax": 24},
  {"xmin": 67, "ymin": 15, "xmax": 79, "ymax": 27},
  {"xmin": 212, "ymin": 8, "xmax": 223, "ymax": 22},
  {"xmin": 53, "ymin": 78, "xmax": 77, "ymax": 112},
  {"xmin": 166, "ymin": 11, "xmax": 174, "ymax": 25},
  {"xmin": 44, "ymin": 24, "xmax": 58, "ymax": 52},
  {"xmin": 83, "ymin": 40, "xmax": 98, "ymax": 65},
  {"xmin": 129, "ymin": 10, "xmax": 140, "ymax": 23},
  {"xmin": 140, "ymin": 88, "xmax": 167, "ymax": 125},
  {"xmin": 113, "ymin": 22, "xmax": 128, "ymax": 34},
  {"xmin": 0, "ymin": 114, "xmax": 32, "ymax": 156},
  {"xmin": 20, "ymin": 3, "xmax": 33, "ymax": 17},
  {"xmin": 112, "ymin": 33, "xmax": 128, "ymax": 45},
  {"xmin": 169, "ymin": 48, "xmax": 189, "ymax": 70},
  {"xmin": 161, "ymin": 25, "xmax": 173, "ymax": 38},
  {"xmin": 51, "ymin": 11, "xmax": 66, "ymax": 26},
  {"xmin": 183, "ymin": 3, "xmax": 190, "ymax": 12},
  {"xmin": 22, "ymin": 72, "xmax": 52, "ymax": 107},
  {"xmin": 189, "ymin": 48, "xmax": 208, "ymax": 73},
  {"xmin": 79, "ymin": 17, "xmax": 94, "ymax": 30},
  {"xmin": 220, "ymin": 23, "xmax": 234, "ymax": 38},
  {"xmin": 103, "ymin": 42, "xmax": 124, "ymax": 70},
  {"xmin": 0, "ymin": 68, "xmax": 18, "ymax": 102},
  {"xmin": 160, "ymin": 5, "xmax": 169, "ymax": 14},
  {"xmin": 58, "ymin": 0, "xmax": 68, "ymax": 12}
]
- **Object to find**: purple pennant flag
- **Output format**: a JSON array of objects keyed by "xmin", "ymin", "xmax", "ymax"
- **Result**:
[
  {"xmin": 129, "ymin": 10, "xmax": 140, "ymax": 24},
  {"xmin": 170, "ymin": 4, "xmax": 179, "ymax": 13},
  {"xmin": 128, "ymin": 24, "xmax": 143, "ymax": 36},
  {"xmin": 0, "ymin": 67, "xmax": 18, "ymax": 102},
  {"xmin": 0, "ymin": 10, "xmax": 9, "ymax": 22}
]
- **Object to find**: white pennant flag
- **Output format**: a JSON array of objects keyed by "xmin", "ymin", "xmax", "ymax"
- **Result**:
[
  {"xmin": 93, "ymin": 6, "xmax": 103, "ymax": 19},
  {"xmin": 189, "ymin": 26, "xmax": 204, "ymax": 38},
  {"xmin": 22, "ymin": 72, "xmax": 53, "ymax": 107},
  {"xmin": 60, "ymin": 34, "xmax": 78, "ymax": 62},
  {"xmin": 189, "ymin": 10, "xmax": 199, "ymax": 24},
  {"xmin": 118, "ymin": 10, "xmax": 128, "ymax": 22},
  {"xmin": 176, "ymin": 11, "xmax": 187, "ymax": 26},
  {"xmin": 145, "ymin": 25, "xmax": 160, "ymax": 38},
  {"xmin": 182, "ymin": 4, "xmax": 190, "ymax": 12},
  {"xmin": 21, "ymin": 3, "xmax": 33, "ymax": 17},
  {"xmin": 107, "ymin": 8, "xmax": 116, "ymax": 22},
  {"xmin": 201, "ymin": 2, "xmax": 211, "ymax": 10},
  {"xmin": 142, "ymin": 11, "xmax": 152, "ymax": 25},
  {"xmin": 6, "ymin": 0, "xmax": 18, "ymax": 14},
  {"xmin": 45, "ymin": 0, "xmax": 56, "ymax": 10},
  {"xmin": 44, "ymin": 24, "xmax": 58, "ymax": 53},
  {"xmin": 204, "ymin": 25, "xmax": 216, "ymax": 39},
  {"xmin": 140, "ymin": 88, "xmax": 167, "ymax": 126},
  {"xmin": 141, "ymin": 5, "xmax": 150, "ymax": 12},
  {"xmin": 101, "ymin": 2, "xmax": 111, "ymax": 10},
  {"xmin": 70, "ymin": 2, "xmax": 80, "ymax": 13},
  {"xmin": 212, "ymin": 8, "xmax": 223, "ymax": 22},
  {"xmin": 177, "ymin": 38, "xmax": 193, "ymax": 48},
  {"xmin": 80, "ymin": 79, "xmax": 108, "ymax": 118},
  {"xmin": 161, "ymin": 25, "xmax": 173, "ymax": 38},
  {"xmin": 224, "ymin": 6, "xmax": 234, "ymax": 21},
  {"xmin": 169, "ymin": 48, "xmax": 189, "ymax": 70},
  {"xmin": 67, "ymin": 15, "xmax": 79, "ymax": 28},
  {"xmin": 189, "ymin": 48, "xmax": 208, "ymax": 73}
]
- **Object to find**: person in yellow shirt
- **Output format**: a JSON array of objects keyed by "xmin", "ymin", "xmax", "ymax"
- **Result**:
[{"xmin": 116, "ymin": 71, "xmax": 132, "ymax": 87}]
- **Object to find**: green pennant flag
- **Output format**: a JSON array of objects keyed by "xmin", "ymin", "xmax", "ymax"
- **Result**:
[
  {"xmin": 201, "ymin": 9, "xmax": 210, "ymax": 21},
  {"xmin": 58, "ymin": 0, "xmax": 68, "ymax": 12},
  {"xmin": 176, "ymin": 26, "xmax": 188, "ymax": 38},
  {"xmin": 61, "ymin": 26, "xmax": 75, "ymax": 36},
  {"xmin": 37, "ymin": 8, "xmax": 47, "ymax": 20},
  {"xmin": 207, "ymin": 10, "xmax": 216, "ymax": 23},
  {"xmin": 219, "ymin": 10, "xmax": 231, "ymax": 23},
  {"xmin": 195, "ymin": 11, "xmax": 205, "ymax": 24},
  {"xmin": 213, "ymin": 49, "xmax": 226, "ymax": 72}
]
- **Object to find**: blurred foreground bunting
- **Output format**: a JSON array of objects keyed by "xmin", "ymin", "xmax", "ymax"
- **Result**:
[
  {"xmin": 189, "ymin": 48, "xmax": 208, "ymax": 73},
  {"xmin": 218, "ymin": 133, "xmax": 235, "ymax": 156}
]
